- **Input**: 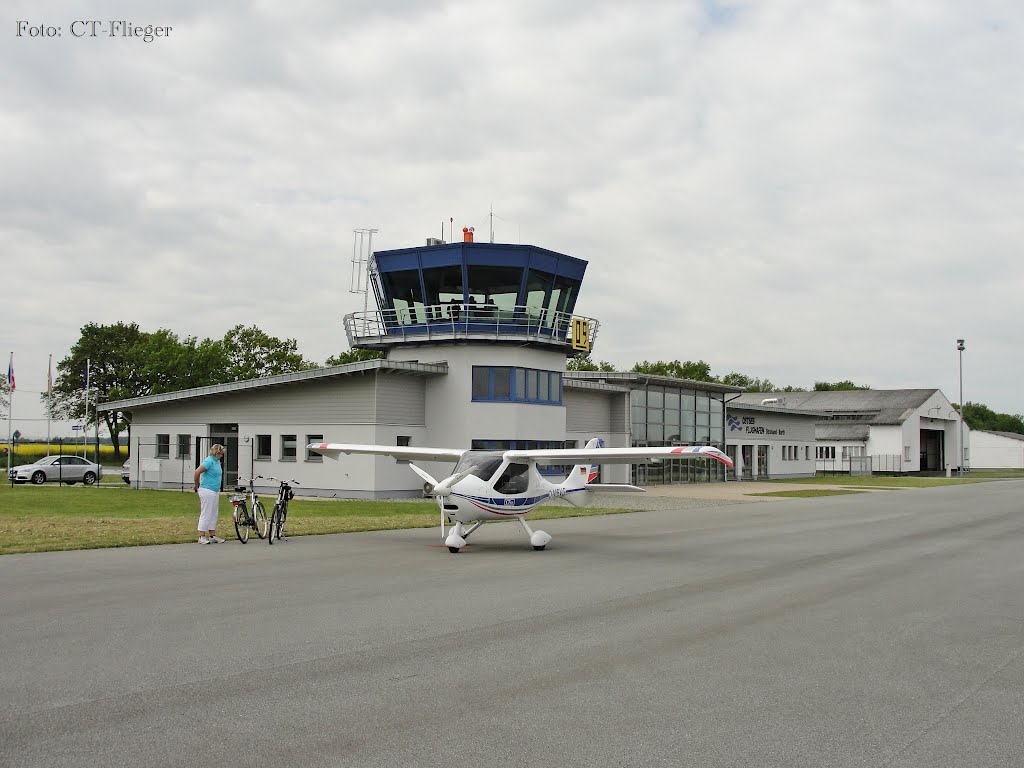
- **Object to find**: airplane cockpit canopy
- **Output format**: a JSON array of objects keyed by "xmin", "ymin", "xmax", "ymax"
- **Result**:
[{"xmin": 453, "ymin": 451, "xmax": 506, "ymax": 482}]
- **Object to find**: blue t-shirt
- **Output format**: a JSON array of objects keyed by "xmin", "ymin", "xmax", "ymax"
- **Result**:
[{"xmin": 199, "ymin": 455, "xmax": 223, "ymax": 491}]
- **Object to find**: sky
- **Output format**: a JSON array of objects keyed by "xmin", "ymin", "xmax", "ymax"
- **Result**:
[{"xmin": 3, "ymin": 0, "xmax": 1022, "ymax": 439}]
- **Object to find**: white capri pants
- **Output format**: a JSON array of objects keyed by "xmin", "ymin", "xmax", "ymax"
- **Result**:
[{"xmin": 197, "ymin": 488, "xmax": 220, "ymax": 531}]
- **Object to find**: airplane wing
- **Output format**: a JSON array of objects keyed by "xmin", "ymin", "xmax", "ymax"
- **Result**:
[
  {"xmin": 502, "ymin": 444, "xmax": 734, "ymax": 468},
  {"xmin": 307, "ymin": 443, "xmax": 466, "ymax": 462}
]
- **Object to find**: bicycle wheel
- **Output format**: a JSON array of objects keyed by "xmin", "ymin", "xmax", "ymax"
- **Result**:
[
  {"xmin": 268, "ymin": 504, "xmax": 278, "ymax": 545},
  {"xmin": 276, "ymin": 505, "xmax": 287, "ymax": 540},
  {"xmin": 253, "ymin": 500, "xmax": 269, "ymax": 539},
  {"xmin": 234, "ymin": 504, "xmax": 250, "ymax": 544}
]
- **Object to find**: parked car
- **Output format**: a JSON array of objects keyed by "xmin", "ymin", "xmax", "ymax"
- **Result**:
[
  {"xmin": 121, "ymin": 459, "xmax": 131, "ymax": 484},
  {"xmin": 8, "ymin": 455, "xmax": 104, "ymax": 485}
]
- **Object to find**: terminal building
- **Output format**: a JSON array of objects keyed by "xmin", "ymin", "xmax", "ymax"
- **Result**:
[
  {"xmin": 107, "ymin": 239, "xmax": 740, "ymax": 496},
  {"xmin": 105, "ymin": 237, "xmax": 983, "ymax": 493}
]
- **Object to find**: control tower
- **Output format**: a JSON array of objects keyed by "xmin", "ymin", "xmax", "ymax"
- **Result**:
[
  {"xmin": 342, "ymin": 237, "xmax": 607, "ymax": 456},
  {"xmin": 344, "ymin": 240, "xmax": 598, "ymax": 353}
]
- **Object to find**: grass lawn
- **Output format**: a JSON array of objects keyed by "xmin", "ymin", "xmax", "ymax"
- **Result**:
[
  {"xmin": 764, "ymin": 469, "xmax": 1024, "ymax": 489},
  {"xmin": 0, "ymin": 484, "xmax": 634, "ymax": 555}
]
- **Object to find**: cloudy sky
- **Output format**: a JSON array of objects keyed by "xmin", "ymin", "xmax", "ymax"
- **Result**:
[{"xmin": 3, "ymin": 0, "xmax": 1022, "ymax": 437}]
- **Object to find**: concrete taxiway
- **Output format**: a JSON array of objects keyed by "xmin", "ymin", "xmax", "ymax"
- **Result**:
[{"xmin": 1, "ymin": 480, "xmax": 1022, "ymax": 767}]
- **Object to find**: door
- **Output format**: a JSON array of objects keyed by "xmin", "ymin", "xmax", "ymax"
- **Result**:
[
  {"xmin": 741, "ymin": 445, "xmax": 754, "ymax": 480},
  {"xmin": 757, "ymin": 445, "xmax": 769, "ymax": 479}
]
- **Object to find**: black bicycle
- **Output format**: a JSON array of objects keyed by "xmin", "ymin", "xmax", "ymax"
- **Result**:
[
  {"xmin": 230, "ymin": 476, "xmax": 270, "ymax": 543},
  {"xmin": 268, "ymin": 478, "xmax": 298, "ymax": 545}
]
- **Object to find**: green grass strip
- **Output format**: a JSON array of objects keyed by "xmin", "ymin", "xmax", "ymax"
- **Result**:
[{"xmin": 0, "ymin": 484, "xmax": 635, "ymax": 555}]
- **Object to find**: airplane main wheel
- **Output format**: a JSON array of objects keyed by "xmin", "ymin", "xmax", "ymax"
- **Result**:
[
  {"xmin": 447, "ymin": 546, "xmax": 460, "ymax": 553},
  {"xmin": 533, "ymin": 545, "xmax": 546, "ymax": 551}
]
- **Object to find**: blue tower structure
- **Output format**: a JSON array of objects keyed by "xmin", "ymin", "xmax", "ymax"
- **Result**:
[{"xmin": 344, "ymin": 241, "xmax": 599, "ymax": 352}]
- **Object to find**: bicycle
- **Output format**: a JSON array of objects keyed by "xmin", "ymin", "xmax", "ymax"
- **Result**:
[
  {"xmin": 230, "ymin": 476, "xmax": 270, "ymax": 543},
  {"xmin": 268, "ymin": 478, "xmax": 298, "ymax": 545}
]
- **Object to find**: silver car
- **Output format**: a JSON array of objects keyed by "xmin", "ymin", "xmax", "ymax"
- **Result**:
[{"xmin": 8, "ymin": 455, "xmax": 104, "ymax": 485}]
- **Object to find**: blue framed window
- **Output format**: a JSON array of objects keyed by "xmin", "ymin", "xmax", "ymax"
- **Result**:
[{"xmin": 471, "ymin": 366, "xmax": 562, "ymax": 404}]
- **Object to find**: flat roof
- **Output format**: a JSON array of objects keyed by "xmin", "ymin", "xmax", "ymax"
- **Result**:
[
  {"xmin": 100, "ymin": 360, "xmax": 449, "ymax": 411},
  {"xmin": 565, "ymin": 370, "xmax": 742, "ymax": 395}
]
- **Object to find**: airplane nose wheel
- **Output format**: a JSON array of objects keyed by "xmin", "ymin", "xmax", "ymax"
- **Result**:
[{"xmin": 444, "ymin": 521, "xmax": 467, "ymax": 554}]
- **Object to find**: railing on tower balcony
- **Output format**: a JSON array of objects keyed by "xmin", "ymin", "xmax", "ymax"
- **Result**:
[{"xmin": 344, "ymin": 303, "xmax": 600, "ymax": 351}]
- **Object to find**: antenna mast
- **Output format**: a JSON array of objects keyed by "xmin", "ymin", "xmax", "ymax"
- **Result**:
[{"xmin": 351, "ymin": 228, "xmax": 378, "ymax": 314}]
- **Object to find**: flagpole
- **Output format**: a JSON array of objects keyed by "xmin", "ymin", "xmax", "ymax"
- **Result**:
[
  {"xmin": 46, "ymin": 354, "xmax": 52, "ymax": 456},
  {"xmin": 83, "ymin": 359, "xmax": 90, "ymax": 459},
  {"xmin": 6, "ymin": 352, "xmax": 13, "ymax": 476}
]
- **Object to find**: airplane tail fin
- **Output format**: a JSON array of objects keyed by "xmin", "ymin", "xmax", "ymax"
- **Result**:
[{"xmin": 559, "ymin": 437, "xmax": 603, "ymax": 507}]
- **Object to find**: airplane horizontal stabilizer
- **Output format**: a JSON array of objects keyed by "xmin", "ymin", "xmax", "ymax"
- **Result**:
[{"xmin": 584, "ymin": 483, "xmax": 645, "ymax": 493}]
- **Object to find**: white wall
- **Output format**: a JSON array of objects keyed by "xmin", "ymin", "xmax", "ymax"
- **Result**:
[
  {"xmin": 970, "ymin": 431, "xmax": 1024, "ymax": 469},
  {"xmin": 390, "ymin": 343, "xmax": 569, "ymax": 451}
]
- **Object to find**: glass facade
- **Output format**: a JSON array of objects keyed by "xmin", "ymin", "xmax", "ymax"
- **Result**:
[{"xmin": 629, "ymin": 384, "xmax": 728, "ymax": 483}]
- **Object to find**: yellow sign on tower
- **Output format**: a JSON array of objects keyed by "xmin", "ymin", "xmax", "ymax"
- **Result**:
[{"xmin": 571, "ymin": 318, "xmax": 591, "ymax": 351}]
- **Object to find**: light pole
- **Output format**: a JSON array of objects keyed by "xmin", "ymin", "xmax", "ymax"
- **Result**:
[{"xmin": 956, "ymin": 338, "xmax": 965, "ymax": 474}]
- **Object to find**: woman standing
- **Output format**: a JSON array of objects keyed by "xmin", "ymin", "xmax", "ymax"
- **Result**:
[{"xmin": 193, "ymin": 443, "xmax": 225, "ymax": 544}]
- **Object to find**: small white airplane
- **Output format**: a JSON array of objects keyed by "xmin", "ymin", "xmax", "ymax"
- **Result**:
[{"xmin": 308, "ymin": 438, "xmax": 734, "ymax": 553}]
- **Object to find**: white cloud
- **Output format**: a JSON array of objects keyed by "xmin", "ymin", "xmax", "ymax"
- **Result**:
[{"xmin": 3, "ymin": 0, "xmax": 1022, "ymax": 438}]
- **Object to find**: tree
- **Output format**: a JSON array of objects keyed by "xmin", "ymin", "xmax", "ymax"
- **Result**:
[
  {"xmin": 325, "ymin": 348, "xmax": 385, "ymax": 366},
  {"xmin": 0, "ymin": 378, "xmax": 9, "ymax": 420},
  {"xmin": 565, "ymin": 354, "xmax": 616, "ymax": 372},
  {"xmin": 814, "ymin": 380, "xmax": 869, "ymax": 391},
  {"xmin": 961, "ymin": 401, "xmax": 1024, "ymax": 435},
  {"xmin": 221, "ymin": 325, "xmax": 316, "ymax": 381},
  {"xmin": 46, "ymin": 322, "xmax": 151, "ymax": 459},
  {"xmin": 632, "ymin": 359, "xmax": 716, "ymax": 382}
]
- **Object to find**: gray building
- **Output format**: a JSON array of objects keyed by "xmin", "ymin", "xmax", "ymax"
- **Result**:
[{"xmin": 105, "ymin": 241, "xmax": 734, "ymax": 497}]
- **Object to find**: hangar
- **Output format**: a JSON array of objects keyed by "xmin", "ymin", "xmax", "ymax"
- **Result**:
[{"xmin": 729, "ymin": 389, "xmax": 971, "ymax": 474}]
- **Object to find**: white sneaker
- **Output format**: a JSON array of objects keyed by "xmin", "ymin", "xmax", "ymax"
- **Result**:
[
  {"xmin": 208, "ymin": 535, "xmax": 225, "ymax": 544},
  {"xmin": 198, "ymin": 536, "xmax": 211, "ymax": 544}
]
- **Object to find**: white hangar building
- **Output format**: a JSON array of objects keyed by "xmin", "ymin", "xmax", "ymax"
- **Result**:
[{"xmin": 730, "ymin": 389, "xmax": 971, "ymax": 474}]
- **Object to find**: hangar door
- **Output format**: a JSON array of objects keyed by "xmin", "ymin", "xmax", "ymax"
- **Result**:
[{"xmin": 919, "ymin": 429, "xmax": 945, "ymax": 472}]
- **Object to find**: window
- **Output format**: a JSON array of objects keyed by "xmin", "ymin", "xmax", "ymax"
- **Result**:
[
  {"xmin": 306, "ymin": 434, "xmax": 323, "ymax": 462},
  {"xmin": 494, "ymin": 463, "xmax": 530, "ymax": 494},
  {"xmin": 903, "ymin": 445, "xmax": 911, "ymax": 461},
  {"xmin": 472, "ymin": 367, "xmax": 490, "ymax": 398},
  {"xmin": 256, "ymin": 434, "xmax": 271, "ymax": 460},
  {"xmin": 805, "ymin": 446, "xmax": 811, "ymax": 461},
  {"xmin": 281, "ymin": 435, "xmax": 297, "ymax": 461},
  {"xmin": 176, "ymin": 434, "xmax": 191, "ymax": 459},
  {"xmin": 397, "ymin": 436, "xmax": 411, "ymax": 447},
  {"xmin": 155, "ymin": 434, "xmax": 170, "ymax": 458},
  {"xmin": 471, "ymin": 366, "xmax": 562, "ymax": 405}
]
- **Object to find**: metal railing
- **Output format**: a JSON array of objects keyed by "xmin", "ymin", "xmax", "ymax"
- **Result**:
[
  {"xmin": 817, "ymin": 454, "xmax": 904, "ymax": 476},
  {"xmin": 344, "ymin": 303, "xmax": 600, "ymax": 350}
]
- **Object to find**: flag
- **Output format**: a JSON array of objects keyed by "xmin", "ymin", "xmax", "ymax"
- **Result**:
[{"xmin": 6, "ymin": 354, "xmax": 13, "ymax": 391}]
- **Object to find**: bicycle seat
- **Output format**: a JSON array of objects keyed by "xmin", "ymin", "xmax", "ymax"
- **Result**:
[{"xmin": 233, "ymin": 485, "xmax": 247, "ymax": 492}]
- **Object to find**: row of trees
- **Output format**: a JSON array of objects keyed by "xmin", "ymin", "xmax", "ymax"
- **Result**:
[
  {"xmin": 566, "ymin": 354, "xmax": 867, "ymax": 394},
  {"xmin": 45, "ymin": 322, "xmax": 328, "ymax": 458}
]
